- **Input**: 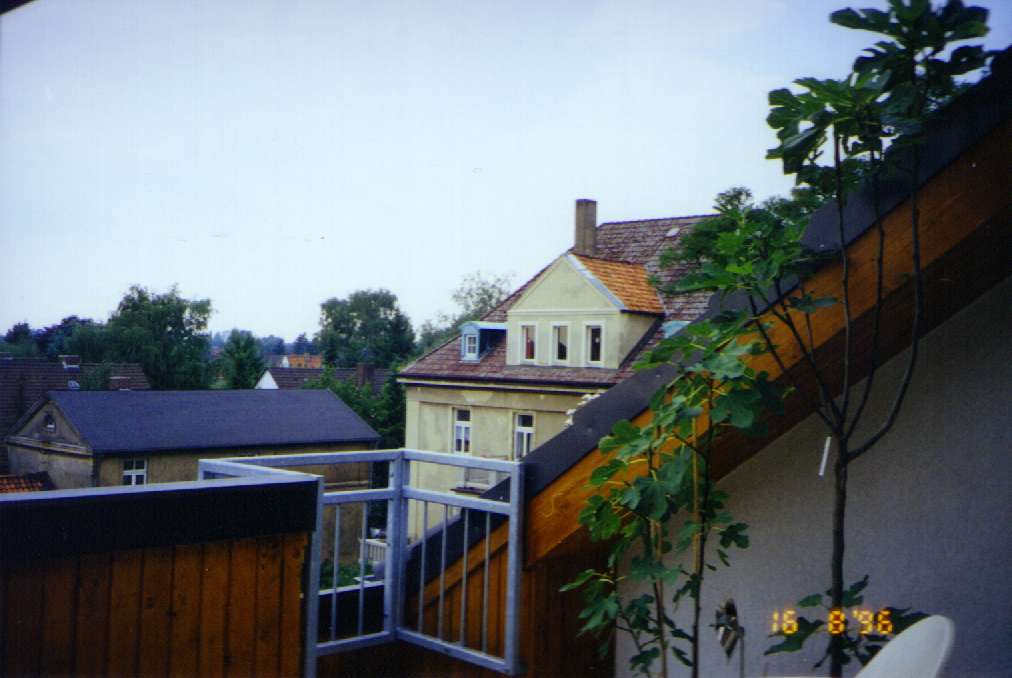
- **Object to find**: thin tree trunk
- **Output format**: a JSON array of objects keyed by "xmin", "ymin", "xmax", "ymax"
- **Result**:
[{"xmin": 829, "ymin": 440, "xmax": 849, "ymax": 677}]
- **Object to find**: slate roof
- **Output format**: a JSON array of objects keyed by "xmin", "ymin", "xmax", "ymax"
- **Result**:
[
  {"xmin": 0, "ymin": 358, "xmax": 150, "ymax": 436},
  {"xmin": 29, "ymin": 389, "xmax": 379, "ymax": 454},
  {"xmin": 262, "ymin": 366, "xmax": 392, "ymax": 393},
  {"xmin": 0, "ymin": 472, "xmax": 54, "ymax": 494},
  {"xmin": 400, "ymin": 214, "xmax": 712, "ymax": 387}
]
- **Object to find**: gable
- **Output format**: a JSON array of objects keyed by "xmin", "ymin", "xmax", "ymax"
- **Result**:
[
  {"xmin": 510, "ymin": 256, "xmax": 617, "ymax": 313},
  {"xmin": 10, "ymin": 401, "xmax": 89, "ymax": 450}
]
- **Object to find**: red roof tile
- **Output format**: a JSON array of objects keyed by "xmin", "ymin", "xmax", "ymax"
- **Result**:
[{"xmin": 0, "ymin": 472, "xmax": 54, "ymax": 494}]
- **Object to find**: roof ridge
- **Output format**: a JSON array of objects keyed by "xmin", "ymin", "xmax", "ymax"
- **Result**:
[{"xmin": 599, "ymin": 213, "xmax": 716, "ymax": 227}]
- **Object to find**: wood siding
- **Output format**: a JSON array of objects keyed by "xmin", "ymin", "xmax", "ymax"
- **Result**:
[{"xmin": 2, "ymin": 532, "xmax": 308, "ymax": 677}]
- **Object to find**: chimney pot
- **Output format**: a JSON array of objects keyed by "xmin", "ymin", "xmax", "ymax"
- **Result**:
[{"xmin": 574, "ymin": 199, "xmax": 597, "ymax": 256}]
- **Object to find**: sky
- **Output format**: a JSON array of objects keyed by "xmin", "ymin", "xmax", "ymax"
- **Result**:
[{"xmin": 2, "ymin": 0, "xmax": 1009, "ymax": 341}]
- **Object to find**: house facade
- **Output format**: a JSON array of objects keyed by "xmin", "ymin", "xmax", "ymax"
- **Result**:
[
  {"xmin": 6, "ymin": 389, "xmax": 379, "ymax": 488},
  {"xmin": 398, "ymin": 200, "xmax": 710, "ymax": 534}
]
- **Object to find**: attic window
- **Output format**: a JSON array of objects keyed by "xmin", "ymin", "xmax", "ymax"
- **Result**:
[
  {"xmin": 43, "ymin": 413, "xmax": 56, "ymax": 432},
  {"xmin": 463, "ymin": 333, "xmax": 478, "ymax": 360}
]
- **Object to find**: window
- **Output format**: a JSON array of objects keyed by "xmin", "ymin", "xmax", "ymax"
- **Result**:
[
  {"xmin": 586, "ymin": 324, "xmax": 603, "ymax": 364},
  {"xmin": 453, "ymin": 409, "xmax": 472, "ymax": 453},
  {"xmin": 552, "ymin": 325, "xmax": 569, "ymax": 363},
  {"xmin": 43, "ymin": 413, "xmax": 56, "ymax": 432},
  {"xmin": 514, "ymin": 413, "xmax": 535, "ymax": 458},
  {"xmin": 521, "ymin": 324, "xmax": 537, "ymax": 361},
  {"xmin": 463, "ymin": 333, "xmax": 478, "ymax": 360},
  {"xmin": 122, "ymin": 458, "xmax": 147, "ymax": 485}
]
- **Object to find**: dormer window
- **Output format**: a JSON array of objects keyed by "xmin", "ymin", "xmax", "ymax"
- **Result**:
[
  {"xmin": 521, "ymin": 324, "xmax": 537, "ymax": 362},
  {"xmin": 459, "ymin": 321, "xmax": 507, "ymax": 362},
  {"xmin": 463, "ymin": 333, "xmax": 478, "ymax": 360},
  {"xmin": 586, "ymin": 324, "xmax": 603, "ymax": 365}
]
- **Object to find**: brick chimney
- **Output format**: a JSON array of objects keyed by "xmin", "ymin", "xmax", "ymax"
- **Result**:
[
  {"xmin": 356, "ymin": 362, "xmax": 375, "ymax": 390},
  {"xmin": 574, "ymin": 199, "xmax": 597, "ymax": 256}
]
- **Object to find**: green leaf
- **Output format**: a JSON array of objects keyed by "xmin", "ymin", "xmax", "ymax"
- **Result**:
[
  {"xmin": 842, "ymin": 575, "xmax": 869, "ymax": 607},
  {"xmin": 798, "ymin": 593, "xmax": 823, "ymax": 608},
  {"xmin": 560, "ymin": 568, "xmax": 596, "ymax": 592},
  {"xmin": 765, "ymin": 616, "xmax": 823, "ymax": 655}
]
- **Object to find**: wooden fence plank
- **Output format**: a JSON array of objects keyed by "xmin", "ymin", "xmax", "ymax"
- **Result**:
[
  {"xmin": 199, "ymin": 540, "xmax": 231, "ymax": 678},
  {"xmin": 226, "ymin": 537, "xmax": 258, "ymax": 678},
  {"xmin": 74, "ymin": 552, "xmax": 112, "ymax": 677},
  {"xmin": 3, "ymin": 559, "xmax": 44, "ymax": 676},
  {"xmin": 255, "ymin": 535, "xmax": 283, "ymax": 677},
  {"xmin": 40, "ymin": 557, "xmax": 79, "ymax": 675},
  {"xmin": 107, "ymin": 549, "xmax": 144, "ymax": 677},
  {"xmin": 169, "ymin": 543, "xmax": 204, "ymax": 676},
  {"xmin": 279, "ymin": 533, "xmax": 307, "ymax": 677},
  {"xmin": 138, "ymin": 546, "xmax": 175, "ymax": 677}
]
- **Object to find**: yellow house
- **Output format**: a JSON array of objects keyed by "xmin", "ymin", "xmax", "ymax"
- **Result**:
[{"xmin": 398, "ymin": 199, "xmax": 712, "ymax": 535}]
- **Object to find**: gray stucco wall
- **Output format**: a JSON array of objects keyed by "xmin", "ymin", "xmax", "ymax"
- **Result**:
[{"xmin": 617, "ymin": 275, "xmax": 1012, "ymax": 677}]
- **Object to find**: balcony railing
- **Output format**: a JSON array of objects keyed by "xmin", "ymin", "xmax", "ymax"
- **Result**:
[{"xmin": 199, "ymin": 448, "xmax": 524, "ymax": 677}]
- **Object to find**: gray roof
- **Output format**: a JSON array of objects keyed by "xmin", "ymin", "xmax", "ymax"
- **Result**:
[{"xmin": 45, "ymin": 389, "xmax": 379, "ymax": 454}]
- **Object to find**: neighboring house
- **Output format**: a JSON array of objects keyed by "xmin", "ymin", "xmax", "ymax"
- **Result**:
[
  {"xmin": 269, "ymin": 353, "xmax": 324, "ymax": 369},
  {"xmin": 256, "ymin": 362, "xmax": 391, "ymax": 393},
  {"xmin": 6, "ymin": 389, "xmax": 380, "ymax": 489},
  {"xmin": 398, "ymin": 200, "xmax": 709, "ymax": 533},
  {"xmin": 0, "ymin": 355, "xmax": 149, "ymax": 473}
]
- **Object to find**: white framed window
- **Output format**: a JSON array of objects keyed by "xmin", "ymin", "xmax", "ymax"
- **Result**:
[
  {"xmin": 453, "ymin": 408, "xmax": 472, "ymax": 453},
  {"xmin": 463, "ymin": 333, "xmax": 478, "ymax": 360},
  {"xmin": 585, "ymin": 323, "xmax": 604, "ymax": 365},
  {"xmin": 520, "ymin": 324, "xmax": 537, "ymax": 362},
  {"xmin": 551, "ymin": 324, "xmax": 569, "ymax": 364},
  {"xmin": 513, "ymin": 412, "xmax": 535, "ymax": 459},
  {"xmin": 122, "ymin": 458, "xmax": 147, "ymax": 485}
]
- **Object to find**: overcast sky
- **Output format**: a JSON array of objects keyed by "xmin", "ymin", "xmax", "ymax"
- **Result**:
[{"xmin": 2, "ymin": 0, "xmax": 1009, "ymax": 341}]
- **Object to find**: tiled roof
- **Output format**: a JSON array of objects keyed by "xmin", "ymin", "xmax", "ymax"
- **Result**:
[
  {"xmin": 0, "ymin": 358, "xmax": 150, "ymax": 436},
  {"xmin": 572, "ymin": 254, "xmax": 664, "ymax": 314},
  {"xmin": 33, "ymin": 389, "xmax": 379, "ymax": 454},
  {"xmin": 400, "ymin": 214, "xmax": 713, "ymax": 386},
  {"xmin": 264, "ymin": 366, "xmax": 392, "ymax": 393},
  {"xmin": 0, "ymin": 472, "xmax": 54, "ymax": 494}
]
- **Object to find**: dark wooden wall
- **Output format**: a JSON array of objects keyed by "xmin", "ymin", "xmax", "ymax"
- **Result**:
[{"xmin": 2, "ymin": 532, "xmax": 307, "ymax": 677}]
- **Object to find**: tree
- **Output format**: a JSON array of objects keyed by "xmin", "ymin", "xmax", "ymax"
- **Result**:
[
  {"xmin": 259, "ymin": 335, "xmax": 287, "ymax": 356},
  {"xmin": 415, "ymin": 271, "xmax": 513, "ymax": 356},
  {"xmin": 35, "ymin": 316, "xmax": 93, "ymax": 358},
  {"xmin": 106, "ymin": 285, "xmax": 213, "ymax": 389},
  {"xmin": 65, "ymin": 322, "xmax": 112, "ymax": 363},
  {"xmin": 1, "ymin": 322, "xmax": 39, "ymax": 357},
  {"xmin": 292, "ymin": 333, "xmax": 311, "ymax": 355},
  {"xmin": 757, "ymin": 3, "xmax": 992, "ymax": 674},
  {"xmin": 316, "ymin": 289, "xmax": 415, "ymax": 368},
  {"xmin": 221, "ymin": 330, "xmax": 266, "ymax": 389}
]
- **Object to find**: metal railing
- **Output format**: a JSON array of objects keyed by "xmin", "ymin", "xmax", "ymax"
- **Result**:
[{"xmin": 198, "ymin": 448, "xmax": 524, "ymax": 677}]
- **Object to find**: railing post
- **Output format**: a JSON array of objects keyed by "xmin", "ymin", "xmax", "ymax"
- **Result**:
[
  {"xmin": 384, "ymin": 451, "xmax": 405, "ymax": 636},
  {"xmin": 304, "ymin": 475, "xmax": 324, "ymax": 678},
  {"xmin": 504, "ymin": 463, "xmax": 524, "ymax": 674}
]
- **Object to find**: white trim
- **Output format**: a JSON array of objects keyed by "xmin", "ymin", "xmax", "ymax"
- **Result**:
[
  {"xmin": 452, "ymin": 407, "xmax": 472, "ymax": 454},
  {"xmin": 396, "ymin": 378, "xmax": 609, "ymax": 395},
  {"xmin": 584, "ymin": 321, "xmax": 605, "ymax": 366},
  {"xmin": 462, "ymin": 332, "xmax": 479, "ymax": 360},
  {"xmin": 550, "ymin": 322, "xmax": 570, "ymax": 365},
  {"xmin": 122, "ymin": 457, "xmax": 148, "ymax": 485},
  {"xmin": 519, "ymin": 322, "xmax": 538, "ymax": 363},
  {"xmin": 512, "ymin": 412, "xmax": 535, "ymax": 459}
]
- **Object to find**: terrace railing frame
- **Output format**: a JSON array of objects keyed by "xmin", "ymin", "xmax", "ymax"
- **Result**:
[{"xmin": 199, "ymin": 448, "xmax": 524, "ymax": 677}]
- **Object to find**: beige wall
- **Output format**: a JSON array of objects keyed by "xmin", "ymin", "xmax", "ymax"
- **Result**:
[
  {"xmin": 615, "ymin": 277, "xmax": 1012, "ymax": 677},
  {"xmin": 7, "ymin": 402, "xmax": 93, "ymax": 487},
  {"xmin": 506, "ymin": 257, "xmax": 657, "ymax": 368},
  {"xmin": 95, "ymin": 442, "xmax": 372, "ymax": 486},
  {"xmin": 404, "ymin": 382, "xmax": 592, "ymax": 536}
]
